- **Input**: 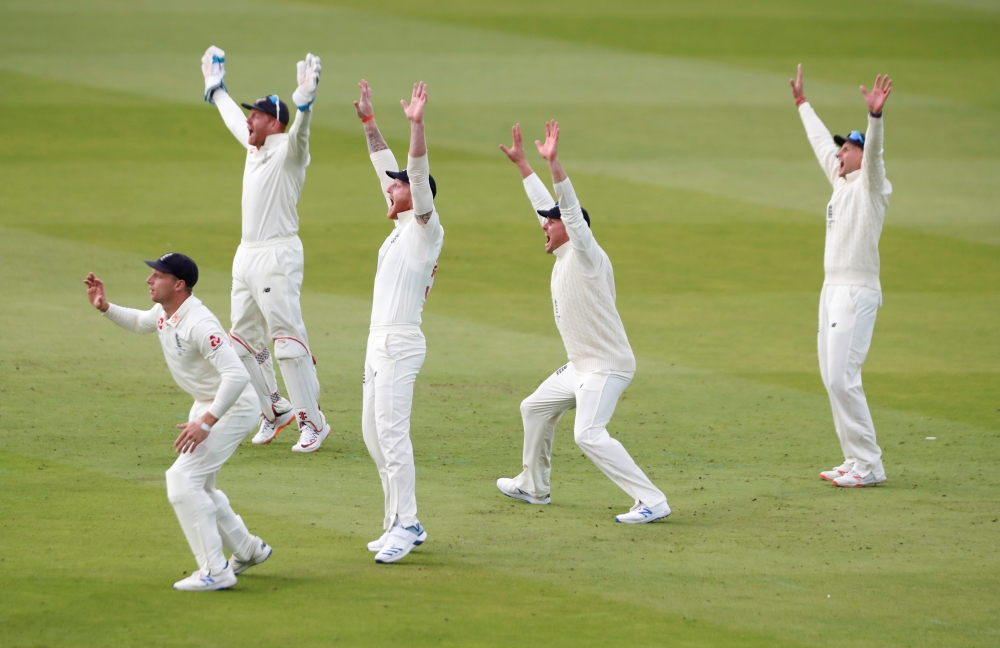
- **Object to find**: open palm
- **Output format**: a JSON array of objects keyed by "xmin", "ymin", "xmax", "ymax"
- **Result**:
[{"xmin": 535, "ymin": 120, "xmax": 560, "ymax": 161}]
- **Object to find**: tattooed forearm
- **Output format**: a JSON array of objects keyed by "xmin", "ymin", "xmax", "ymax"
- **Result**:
[
  {"xmin": 365, "ymin": 122, "xmax": 388, "ymax": 153},
  {"xmin": 416, "ymin": 211, "xmax": 433, "ymax": 225}
]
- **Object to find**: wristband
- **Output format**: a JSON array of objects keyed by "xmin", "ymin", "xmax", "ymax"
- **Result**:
[
  {"xmin": 361, "ymin": 114, "xmax": 374, "ymax": 123},
  {"xmin": 870, "ymin": 111, "xmax": 882, "ymax": 118},
  {"xmin": 200, "ymin": 422, "xmax": 212, "ymax": 433},
  {"xmin": 795, "ymin": 96, "xmax": 807, "ymax": 107}
]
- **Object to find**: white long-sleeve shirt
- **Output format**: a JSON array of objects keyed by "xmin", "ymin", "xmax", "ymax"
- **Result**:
[
  {"xmin": 368, "ymin": 149, "xmax": 444, "ymax": 329},
  {"xmin": 103, "ymin": 295, "xmax": 252, "ymax": 419},
  {"xmin": 799, "ymin": 102, "xmax": 892, "ymax": 291},
  {"xmin": 523, "ymin": 173, "xmax": 636, "ymax": 373},
  {"xmin": 214, "ymin": 89, "xmax": 312, "ymax": 244}
]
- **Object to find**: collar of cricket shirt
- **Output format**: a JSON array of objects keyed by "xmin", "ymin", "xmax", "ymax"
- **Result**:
[
  {"xmin": 395, "ymin": 209, "xmax": 415, "ymax": 227},
  {"xmin": 552, "ymin": 241, "xmax": 570, "ymax": 258},
  {"xmin": 844, "ymin": 169, "xmax": 861, "ymax": 183},
  {"xmin": 260, "ymin": 132, "xmax": 288, "ymax": 151},
  {"xmin": 164, "ymin": 294, "xmax": 200, "ymax": 327}
]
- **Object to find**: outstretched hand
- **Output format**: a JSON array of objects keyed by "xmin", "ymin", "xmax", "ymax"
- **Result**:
[
  {"xmin": 789, "ymin": 63, "xmax": 804, "ymax": 100},
  {"xmin": 535, "ymin": 120, "xmax": 560, "ymax": 162},
  {"xmin": 354, "ymin": 79, "xmax": 374, "ymax": 120},
  {"xmin": 401, "ymin": 82, "xmax": 428, "ymax": 123},
  {"xmin": 861, "ymin": 74, "xmax": 892, "ymax": 114},
  {"xmin": 500, "ymin": 123, "xmax": 526, "ymax": 165},
  {"xmin": 84, "ymin": 272, "xmax": 109, "ymax": 312}
]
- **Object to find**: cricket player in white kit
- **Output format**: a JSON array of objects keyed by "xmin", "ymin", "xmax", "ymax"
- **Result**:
[
  {"xmin": 84, "ymin": 254, "xmax": 272, "ymax": 591},
  {"xmin": 353, "ymin": 80, "xmax": 442, "ymax": 563},
  {"xmin": 496, "ymin": 122, "xmax": 670, "ymax": 523},
  {"xmin": 201, "ymin": 46, "xmax": 329, "ymax": 452},
  {"xmin": 791, "ymin": 65, "xmax": 894, "ymax": 487}
]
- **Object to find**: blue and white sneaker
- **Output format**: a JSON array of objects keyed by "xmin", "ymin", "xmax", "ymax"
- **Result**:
[
  {"xmin": 496, "ymin": 477, "xmax": 550, "ymax": 505},
  {"xmin": 615, "ymin": 500, "xmax": 671, "ymax": 524},
  {"xmin": 374, "ymin": 523, "xmax": 425, "ymax": 564},
  {"xmin": 230, "ymin": 537, "xmax": 272, "ymax": 575},
  {"xmin": 368, "ymin": 526, "xmax": 427, "ymax": 552},
  {"xmin": 173, "ymin": 563, "xmax": 237, "ymax": 591}
]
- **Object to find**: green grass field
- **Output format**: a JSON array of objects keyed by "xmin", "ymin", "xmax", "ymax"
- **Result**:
[{"xmin": 1, "ymin": 1, "xmax": 998, "ymax": 646}]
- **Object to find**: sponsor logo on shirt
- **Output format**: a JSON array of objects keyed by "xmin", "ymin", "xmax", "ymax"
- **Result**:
[
  {"xmin": 826, "ymin": 203, "xmax": 835, "ymax": 230},
  {"xmin": 209, "ymin": 334, "xmax": 222, "ymax": 348},
  {"xmin": 157, "ymin": 317, "xmax": 165, "ymax": 331},
  {"xmin": 174, "ymin": 333, "xmax": 184, "ymax": 356}
]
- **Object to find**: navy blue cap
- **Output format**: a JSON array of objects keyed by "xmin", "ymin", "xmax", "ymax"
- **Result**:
[
  {"xmin": 145, "ymin": 252, "xmax": 198, "ymax": 289},
  {"xmin": 241, "ymin": 95, "xmax": 289, "ymax": 125},
  {"xmin": 834, "ymin": 130, "xmax": 865, "ymax": 149},
  {"xmin": 537, "ymin": 204, "xmax": 590, "ymax": 228},
  {"xmin": 385, "ymin": 168, "xmax": 437, "ymax": 198}
]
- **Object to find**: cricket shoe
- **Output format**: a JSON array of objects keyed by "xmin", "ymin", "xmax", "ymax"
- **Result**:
[
  {"xmin": 832, "ymin": 463, "xmax": 887, "ymax": 488},
  {"xmin": 368, "ymin": 526, "xmax": 427, "ymax": 552},
  {"xmin": 252, "ymin": 408, "xmax": 296, "ymax": 445},
  {"xmin": 291, "ymin": 416, "xmax": 330, "ymax": 453},
  {"xmin": 374, "ymin": 523, "xmax": 425, "ymax": 564},
  {"xmin": 820, "ymin": 461, "xmax": 855, "ymax": 482},
  {"xmin": 173, "ymin": 563, "xmax": 237, "ymax": 591},
  {"xmin": 496, "ymin": 478, "xmax": 550, "ymax": 505},
  {"xmin": 230, "ymin": 537, "xmax": 272, "ymax": 575},
  {"xmin": 615, "ymin": 500, "xmax": 671, "ymax": 524}
]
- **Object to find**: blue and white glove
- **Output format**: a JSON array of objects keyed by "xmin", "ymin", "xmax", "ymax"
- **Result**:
[
  {"xmin": 201, "ymin": 45, "xmax": 227, "ymax": 104},
  {"xmin": 291, "ymin": 53, "xmax": 321, "ymax": 111}
]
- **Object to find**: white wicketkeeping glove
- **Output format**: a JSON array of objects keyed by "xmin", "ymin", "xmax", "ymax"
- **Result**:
[
  {"xmin": 291, "ymin": 53, "xmax": 321, "ymax": 111},
  {"xmin": 201, "ymin": 45, "xmax": 227, "ymax": 104}
]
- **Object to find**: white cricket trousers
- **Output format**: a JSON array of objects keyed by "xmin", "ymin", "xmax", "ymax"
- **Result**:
[
  {"xmin": 362, "ymin": 327, "xmax": 425, "ymax": 531},
  {"xmin": 513, "ymin": 364, "xmax": 666, "ymax": 506},
  {"xmin": 165, "ymin": 390, "xmax": 260, "ymax": 574},
  {"xmin": 818, "ymin": 284, "xmax": 882, "ymax": 474}
]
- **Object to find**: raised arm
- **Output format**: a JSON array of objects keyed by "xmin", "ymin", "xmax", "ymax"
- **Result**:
[
  {"xmin": 84, "ymin": 273, "xmax": 158, "ymax": 334},
  {"xmin": 288, "ymin": 53, "xmax": 321, "ymax": 164},
  {"xmin": 791, "ymin": 64, "xmax": 839, "ymax": 186},
  {"xmin": 535, "ymin": 121, "xmax": 600, "ymax": 273},
  {"xmin": 501, "ymin": 123, "xmax": 553, "ymax": 226},
  {"xmin": 860, "ymin": 74, "xmax": 891, "ymax": 193},
  {"xmin": 201, "ymin": 46, "xmax": 250, "ymax": 149},
  {"xmin": 355, "ymin": 79, "xmax": 397, "ymax": 208},
  {"xmin": 402, "ymin": 82, "xmax": 440, "ymax": 234}
]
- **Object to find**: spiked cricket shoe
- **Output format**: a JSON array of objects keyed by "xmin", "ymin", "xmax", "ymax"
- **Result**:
[
  {"xmin": 368, "ymin": 527, "xmax": 427, "ymax": 552},
  {"xmin": 496, "ymin": 478, "xmax": 550, "ymax": 505},
  {"xmin": 615, "ymin": 500, "xmax": 671, "ymax": 524},
  {"xmin": 252, "ymin": 409, "xmax": 296, "ymax": 445},
  {"xmin": 374, "ymin": 523, "xmax": 425, "ymax": 564},
  {"xmin": 173, "ymin": 564, "xmax": 237, "ymax": 591},
  {"xmin": 820, "ymin": 461, "xmax": 855, "ymax": 482},
  {"xmin": 833, "ymin": 464, "xmax": 887, "ymax": 488},
  {"xmin": 292, "ymin": 419, "xmax": 330, "ymax": 453},
  {"xmin": 230, "ymin": 537, "xmax": 272, "ymax": 575}
]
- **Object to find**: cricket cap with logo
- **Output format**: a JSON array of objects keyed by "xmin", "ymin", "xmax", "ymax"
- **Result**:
[
  {"xmin": 241, "ymin": 95, "xmax": 290, "ymax": 125},
  {"xmin": 145, "ymin": 252, "xmax": 199, "ymax": 289},
  {"xmin": 536, "ymin": 203, "xmax": 591, "ymax": 228},
  {"xmin": 833, "ymin": 130, "xmax": 865, "ymax": 149}
]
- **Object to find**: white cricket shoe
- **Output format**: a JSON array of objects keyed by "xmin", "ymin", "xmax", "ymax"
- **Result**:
[
  {"xmin": 173, "ymin": 563, "xmax": 237, "ymax": 591},
  {"xmin": 368, "ymin": 526, "xmax": 427, "ymax": 552},
  {"xmin": 292, "ymin": 416, "xmax": 330, "ymax": 453},
  {"xmin": 230, "ymin": 537, "xmax": 272, "ymax": 575},
  {"xmin": 832, "ymin": 463, "xmax": 887, "ymax": 488},
  {"xmin": 496, "ymin": 477, "xmax": 550, "ymax": 505},
  {"xmin": 615, "ymin": 500, "xmax": 671, "ymax": 524},
  {"xmin": 252, "ymin": 408, "xmax": 296, "ymax": 445},
  {"xmin": 374, "ymin": 523, "xmax": 425, "ymax": 564},
  {"xmin": 820, "ymin": 461, "xmax": 855, "ymax": 482}
]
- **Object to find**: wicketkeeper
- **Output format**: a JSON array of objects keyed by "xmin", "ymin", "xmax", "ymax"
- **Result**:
[
  {"xmin": 353, "ymin": 80, "xmax": 443, "ymax": 563},
  {"xmin": 85, "ymin": 254, "xmax": 272, "ymax": 591},
  {"xmin": 791, "ymin": 64, "xmax": 893, "ymax": 487},
  {"xmin": 201, "ymin": 46, "xmax": 329, "ymax": 452},
  {"xmin": 496, "ymin": 122, "xmax": 670, "ymax": 524}
]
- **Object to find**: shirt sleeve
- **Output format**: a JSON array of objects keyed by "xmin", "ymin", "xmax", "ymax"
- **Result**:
[
  {"xmin": 408, "ymin": 153, "xmax": 442, "ymax": 239},
  {"xmin": 523, "ymin": 173, "xmax": 556, "ymax": 227},
  {"xmin": 553, "ymin": 177, "xmax": 601, "ymax": 276},
  {"xmin": 287, "ymin": 103, "xmax": 312, "ymax": 166},
  {"xmin": 798, "ymin": 102, "xmax": 840, "ymax": 187},
  {"xmin": 194, "ymin": 320, "xmax": 251, "ymax": 420},
  {"xmin": 103, "ymin": 304, "xmax": 159, "ymax": 334},
  {"xmin": 370, "ymin": 149, "xmax": 398, "ymax": 209},
  {"xmin": 213, "ymin": 89, "xmax": 251, "ymax": 150},
  {"xmin": 861, "ymin": 113, "xmax": 890, "ymax": 196}
]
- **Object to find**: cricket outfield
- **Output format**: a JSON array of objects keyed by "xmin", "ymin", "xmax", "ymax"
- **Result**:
[{"xmin": 1, "ymin": 1, "xmax": 998, "ymax": 646}]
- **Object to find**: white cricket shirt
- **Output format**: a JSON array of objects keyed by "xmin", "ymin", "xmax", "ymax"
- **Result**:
[
  {"xmin": 368, "ymin": 150, "xmax": 444, "ymax": 329},
  {"xmin": 104, "ymin": 295, "xmax": 252, "ymax": 419},
  {"xmin": 799, "ymin": 103, "xmax": 892, "ymax": 291},
  {"xmin": 523, "ymin": 174, "xmax": 636, "ymax": 373},
  {"xmin": 214, "ymin": 90, "xmax": 312, "ymax": 244}
]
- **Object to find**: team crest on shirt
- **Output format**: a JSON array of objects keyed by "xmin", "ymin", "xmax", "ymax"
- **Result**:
[
  {"xmin": 157, "ymin": 317, "xmax": 164, "ymax": 331},
  {"xmin": 209, "ymin": 334, "xmax": 222, "ymax": 349}
]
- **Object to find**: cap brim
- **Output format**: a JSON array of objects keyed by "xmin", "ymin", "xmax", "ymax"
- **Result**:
[
  {"xmin": 834, "ymin": 135, "xmax": 864, "ymax": 149},
  {"xmin": 144, "ymin": 260, "xmax": 175, "ymax": 275},
  {"xmin": 385, "ymin": 170, "xmax": 409, "ymax": 182},
  {"xmin": 537, "ymin": 206, "xmax": 561, "ymax": 219}
]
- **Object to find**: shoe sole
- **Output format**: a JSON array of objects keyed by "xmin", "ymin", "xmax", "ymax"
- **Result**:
[
  {"xmin": 173, "ymin": 578, "xmax": 237, "ymax": 591},
  {"xmin": 291, "ymin": 424, "xmax": 331, "ymax": 453},
  {"xmin": 252, "ymin": 414, "xmax": 296, "ymax": 446},
  {"xmin": 231, "ymin": 546, "xmax": 272, "ymax": 575},
  {"xmin": 375, "ymin": 543, "xmax": 416, "ymax": 564},
  {"xmin": 615, "ymin": 511, "xmax": 671, "ymax": 524},
  {"xmin": 819, "ymin": 472, "xmax": 845, "ymax": 482},
  {"xmin": 834, "ymin": 478, "xmax": 887, "ymax": 488},
  {"xmin": 497, "ymin": 487, "xmax": 550, "ymax": 506},
  {"xmin": 369, "ymin": 531, "xmax": 427, "ymax": 552}
]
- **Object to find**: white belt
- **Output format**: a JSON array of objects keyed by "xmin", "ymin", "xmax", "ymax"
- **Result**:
[
  {"xmin": 369, "ymin": 324, "xmax": 422, "ymax": 334},
  {"xmin": 239, "ymin": 234, "xmax": 300, "ymax": 249}
]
